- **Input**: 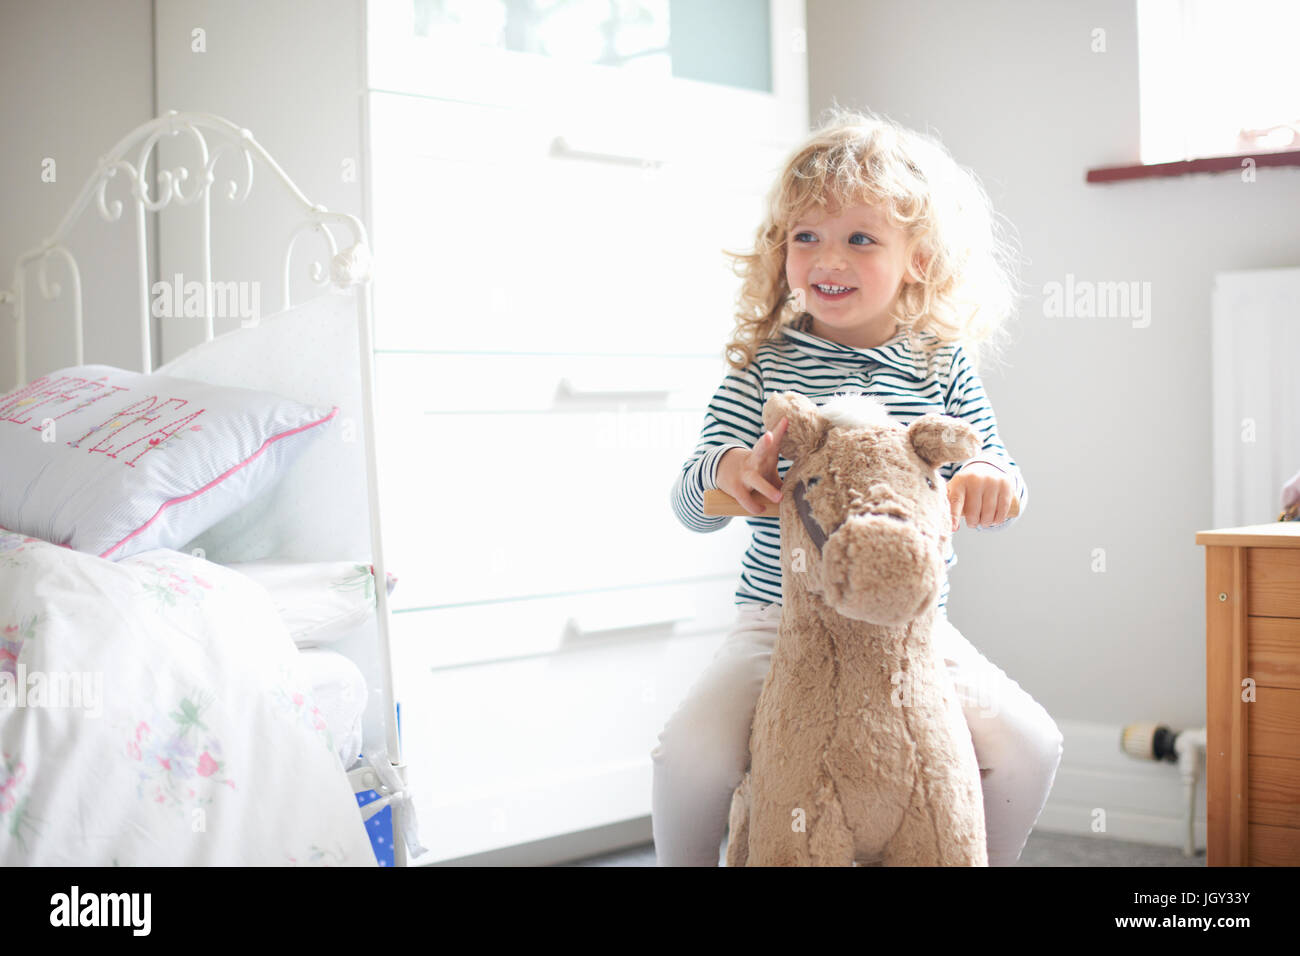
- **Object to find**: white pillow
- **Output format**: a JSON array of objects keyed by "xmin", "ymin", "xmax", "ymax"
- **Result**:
[
  {"xmin": 156, "ymin": 290, "xmax": 371, "ymax": 563},
  {"xmin": 0, "ymin": 365, "xmax": 335, "ymax": 560},
  {"xmin": 226, "ymin": 559, "xmax": 398, "ymax": 648}
]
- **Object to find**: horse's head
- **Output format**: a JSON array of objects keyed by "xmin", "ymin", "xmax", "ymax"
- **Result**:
[{"xmin": 765, "ymin": 391, "xmax": 979, "ymax": 626}]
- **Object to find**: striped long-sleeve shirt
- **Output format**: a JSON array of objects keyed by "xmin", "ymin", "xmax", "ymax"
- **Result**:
[{"xmin": 671, "ymin": 314, "xmax": 1028, "ymax": 616}]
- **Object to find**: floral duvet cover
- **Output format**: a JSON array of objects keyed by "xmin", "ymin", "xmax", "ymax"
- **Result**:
[{"xmin": 0, "ymin": 529, "xmax": 375, "ymax": 865}]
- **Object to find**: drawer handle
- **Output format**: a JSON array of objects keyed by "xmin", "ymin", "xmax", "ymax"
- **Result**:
[
  {"xmin": 563, "ymin": 609, "xmax": 693, "ymax": 640},
  {"xmin": 550, "ymin": 135, "xmax": 666, "ymax": 168},
  {"xmin": 555, "ymin": 378, "xmax": 671, "ymax": 403}
]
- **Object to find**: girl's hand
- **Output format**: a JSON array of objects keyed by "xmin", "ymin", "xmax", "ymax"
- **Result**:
[
  {"xmin": 948, "ymin": 462, "xmax": 1016, "ymax": 531},
  {"xmin": 1282, "ymin": 467, "xmax": 1300, "ymax": 510},
  {"xmin": 716, "ymin": 417, "xmax": 790, "ymax": 516}
]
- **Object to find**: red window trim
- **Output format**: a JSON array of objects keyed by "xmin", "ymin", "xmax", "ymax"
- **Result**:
[{"xmin": 1086, "ymin": 149, "xmax": 1300, "ymax": 184}]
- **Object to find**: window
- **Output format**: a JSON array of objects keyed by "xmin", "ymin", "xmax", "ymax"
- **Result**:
[
  {"xmin": 1137, "ymin": 0, "xmax": 1300, "ymax": 164},
  {"xmin": 412, "ymin": 0, "xmax": 773, "ymax": 92}
]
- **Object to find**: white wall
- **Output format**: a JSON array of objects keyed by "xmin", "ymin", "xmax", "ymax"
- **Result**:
[
  {"xmin": 807, "ymin": 0, "xmax": 1300, "ymax": 732},
  {"xmin": 151, "ymin": 0, "xmax": 366, "ymax": 360},
  {"xmin": 0, "ymin": 0, "xmax": 156, "ymax": 392}
]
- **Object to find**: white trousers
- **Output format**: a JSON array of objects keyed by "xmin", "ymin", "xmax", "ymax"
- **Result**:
[{"xmin": 649, "ymin": 602, "xmax": 1064, "ymax": 866}]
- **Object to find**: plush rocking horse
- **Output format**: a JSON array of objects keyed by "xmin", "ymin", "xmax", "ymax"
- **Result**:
[{"xmin": 725, "ymin": 391, "xmax": 989, "ymax": 867}]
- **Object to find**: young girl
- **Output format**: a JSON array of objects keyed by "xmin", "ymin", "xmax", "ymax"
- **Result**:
[{"xmin": 654, "ymin": 108, "xmax": 1063, "ymax": 866}]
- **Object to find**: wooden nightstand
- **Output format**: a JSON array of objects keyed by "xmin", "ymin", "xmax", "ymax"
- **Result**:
[{"xmin": 1196, "ymin": 523, "xmax": 1300, "ymax": 866}]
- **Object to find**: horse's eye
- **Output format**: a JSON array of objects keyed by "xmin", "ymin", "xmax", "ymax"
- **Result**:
[
  {"xmin": 806, "ymin": 476, "xmax": 820, "ymax": 487},
  {"xmin": 925, "ymin": 476, "xmax": 936, "ymax": 490}
]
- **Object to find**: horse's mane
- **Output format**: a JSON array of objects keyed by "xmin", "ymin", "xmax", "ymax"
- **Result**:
[{"xmin": 818, "ymin": 391, "xmax": 893, "ymax": 430}]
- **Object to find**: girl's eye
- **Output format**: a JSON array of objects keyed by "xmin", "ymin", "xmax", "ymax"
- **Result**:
[
  {"xmin": 792, "ymin": 231, "xmax": 816, "ymax": 243},
  {"xmin": 850, "ymin": 233, "xmax": 875, "ymax": 246}
]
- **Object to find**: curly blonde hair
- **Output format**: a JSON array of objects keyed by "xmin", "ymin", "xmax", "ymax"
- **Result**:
[{"xmin": 724, "ymin": 107, "xmax": 1021, "ymax": 373}]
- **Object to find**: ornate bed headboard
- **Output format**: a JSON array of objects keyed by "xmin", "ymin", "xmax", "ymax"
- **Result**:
[{"xmin": 2, "ymin": 110, "xmax": 375, "ymax": 382}]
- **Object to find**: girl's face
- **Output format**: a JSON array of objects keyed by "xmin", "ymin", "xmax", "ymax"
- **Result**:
[{"xmin": 785, "ymin": 202, "xmax": 917, "ymax": 349}]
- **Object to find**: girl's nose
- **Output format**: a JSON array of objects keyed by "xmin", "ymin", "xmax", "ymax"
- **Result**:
[{"xmin": 815, "ymin": 249, "xmax": 847, "ymax": 271}]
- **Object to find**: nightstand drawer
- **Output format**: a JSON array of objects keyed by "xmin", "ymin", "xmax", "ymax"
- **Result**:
[
  {"xmin": 1247, "ymin": 548, "xmax": 1300, "ymax": 616},
  {"xmin": 1247, "ymin": 686, "xmax": 1300, "ymax": 759},
  {"xmin": 1247, "ymin": 617, "xmax": 1300, "ymax": 689},
  {"xmin": 1248, "ymin": 824, "xmax": 1300, "ymax": 866},
  {"xmin": 1247, "ymin": 756, "xmax": 1300, "ymax": 829}
]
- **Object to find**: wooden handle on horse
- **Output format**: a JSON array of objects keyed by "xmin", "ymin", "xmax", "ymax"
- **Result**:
[{"xmin": 702, "ymin": 488, "xmax": 1021, "ymax": 521}]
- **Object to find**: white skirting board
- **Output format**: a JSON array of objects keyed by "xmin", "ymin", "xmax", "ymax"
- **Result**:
[
  {"xmin": 1012, "ymin": 718, "xmax": 1206, "ymax": 852},
  {"xmin": 427, "ymin": 818, "xmax": 655, "ymax": 868},
  {"xmin": 415, "ymin": 717, "xmax": 1205, "ymax": 866}
]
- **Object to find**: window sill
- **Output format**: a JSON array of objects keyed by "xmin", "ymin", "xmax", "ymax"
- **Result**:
[{"xmin": 1086, "ymin": 149, "xmax": 1300, "ymax": 184}]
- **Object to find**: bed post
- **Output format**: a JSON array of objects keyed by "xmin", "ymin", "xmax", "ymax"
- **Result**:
[{"xmin": 352, "ymin": 245, "xmax": 409, "ymax": 867}]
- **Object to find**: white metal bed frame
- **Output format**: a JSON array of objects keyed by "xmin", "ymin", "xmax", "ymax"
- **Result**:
[{"xmin": 0, "ymin": 110, "xmax": 415, "ymax": 867}]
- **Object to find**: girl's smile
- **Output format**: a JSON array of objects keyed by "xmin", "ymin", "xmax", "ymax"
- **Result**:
[
  {"xmin": 810, "ymin": 282, "xmax": 857, "ymax": 301},
  {"xmin": 785, "ymin": 202, "xmax": 918, "ymax": 349}
]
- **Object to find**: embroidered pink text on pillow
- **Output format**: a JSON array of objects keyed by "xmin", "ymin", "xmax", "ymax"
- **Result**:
[
  {"xmin": 0, "ymin": 364, "xmax": 337, "ymax": 561},
  {"xmin": 2, "ymin": 374, "xmax": 208, "ymax": 468},
  {"xmin": 0, "ymin": 373, "xmax": 129, "ymax": 426}
]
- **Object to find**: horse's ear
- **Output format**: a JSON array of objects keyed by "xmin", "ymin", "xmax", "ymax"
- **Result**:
[
  {"xmin": 763, "ymin": 391, "xmax": 828, "ymax": 461},
  {"xmin": 907, "ymin": 414, "xmax": 980, "ymax": 467}
]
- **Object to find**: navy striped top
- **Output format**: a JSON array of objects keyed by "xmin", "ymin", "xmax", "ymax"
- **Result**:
[{"xmin": 671, "ymin": 314, "xmax": 1028, "ymax": 615}]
